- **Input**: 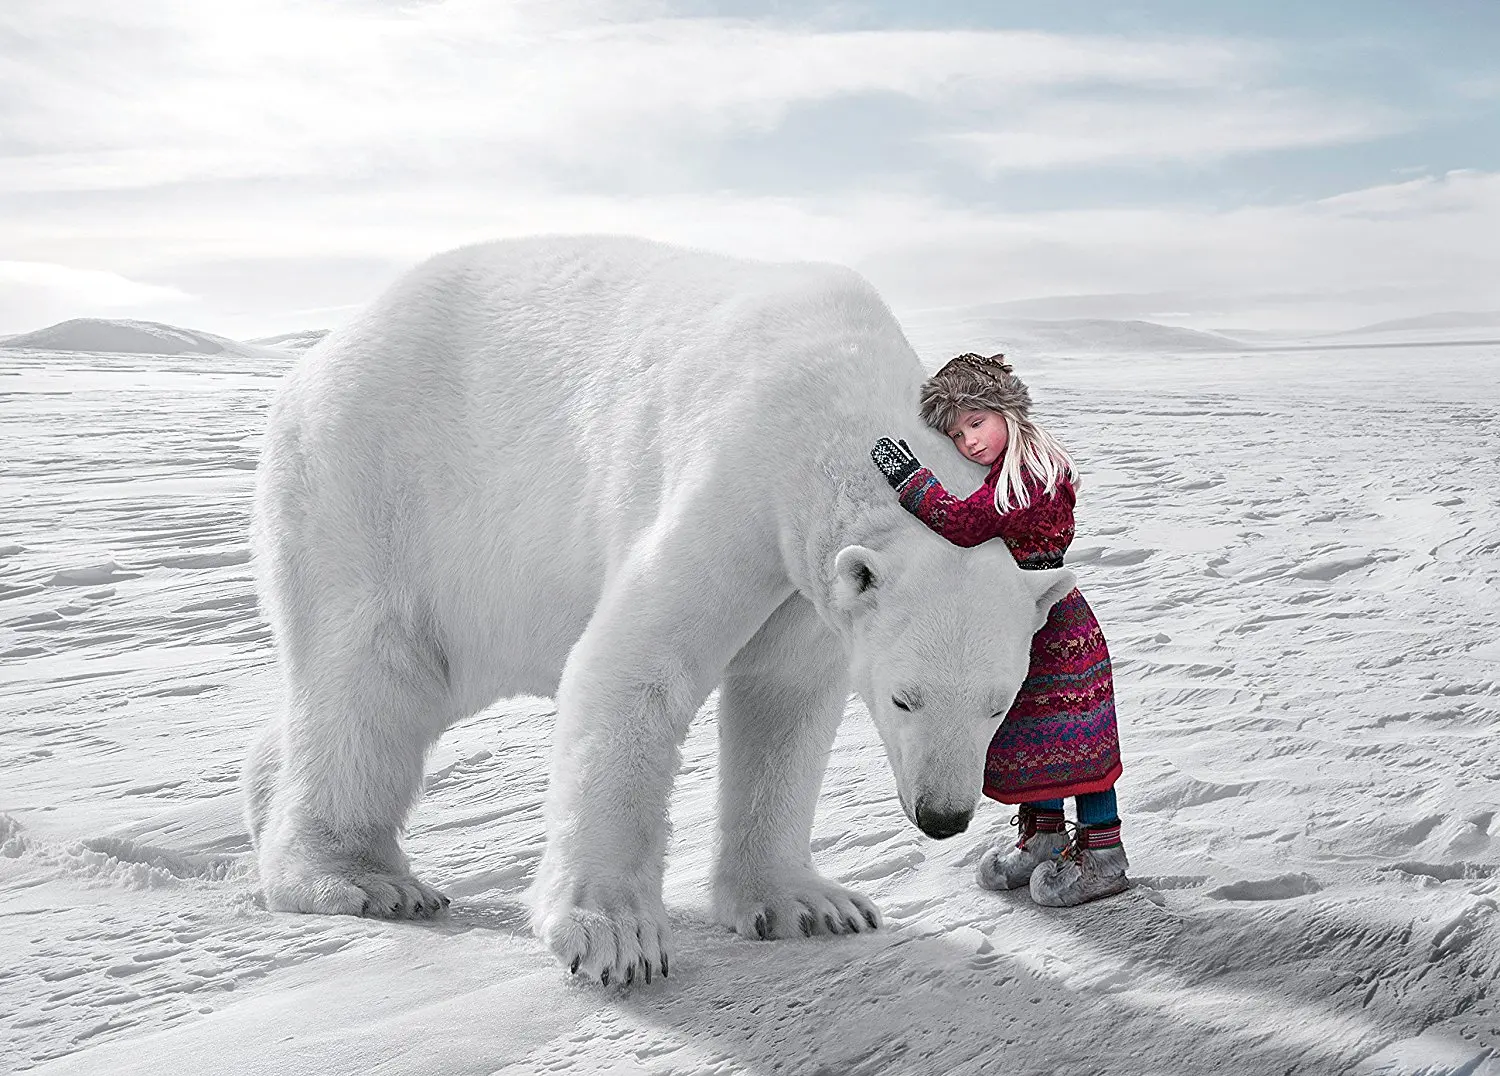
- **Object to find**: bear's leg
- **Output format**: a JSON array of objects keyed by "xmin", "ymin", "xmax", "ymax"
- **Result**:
[
  {"xmin": 241, "ymin": 721, "xmax": 281, "ymax": 847},
  {"xmin": 255, "ymin": 613, "xmax": 455, "ymax": 920},
  {"xmin": 710, "ymin": 595, "xmax": 883, "ymax": 939},
  {"xmin": 530, "ymin": 545, "xmax": 788, "ymax": 984}
]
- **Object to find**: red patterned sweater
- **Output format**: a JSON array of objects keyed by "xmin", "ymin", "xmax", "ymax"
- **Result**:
[{"xmin": 896, "ymin": 458, "xmax": 1123, "ymax": 803}]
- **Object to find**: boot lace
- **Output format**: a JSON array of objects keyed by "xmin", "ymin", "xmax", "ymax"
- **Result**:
[
  {"xmin": 1056, "ymin": 820, "xmax": 1087, "ymax": 863},
  {"xmin": 1009, "ymin": 803, "xmax": 1043, "ymax": 849},
  {"xmin": 1010, "ymin": 804, "xmax": 1067, "ymax": 851}
]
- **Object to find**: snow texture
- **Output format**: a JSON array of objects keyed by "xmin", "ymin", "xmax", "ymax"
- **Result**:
[{"xmin": 1, "ymin": 331, "xmax": 1498, "ymax": 1075}]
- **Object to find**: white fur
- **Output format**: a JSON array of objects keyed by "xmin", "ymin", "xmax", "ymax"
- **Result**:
[{"xmin": 244, "ymin": 234, "xmax": 1077, "ymax": 982}]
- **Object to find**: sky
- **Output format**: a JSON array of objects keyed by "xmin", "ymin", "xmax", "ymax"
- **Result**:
[{"xmin": 2, "ymin": 0, "xmax": 1498, "ymax": 338}]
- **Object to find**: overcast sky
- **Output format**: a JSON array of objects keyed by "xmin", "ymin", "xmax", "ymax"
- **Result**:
[{"xmin": 2, "ymin": 0, "xmax": 1498, "ymax": 337}]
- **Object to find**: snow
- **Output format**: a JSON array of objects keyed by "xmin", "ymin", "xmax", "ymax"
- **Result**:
[{"xmin": 2, "ymin": 338, "xmax": 1498, "ymax": 1075}]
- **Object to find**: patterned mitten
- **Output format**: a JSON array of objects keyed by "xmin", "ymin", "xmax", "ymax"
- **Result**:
[{"xmin": 871, "ymin": 437, "xmax": 921, "ymax": 489}]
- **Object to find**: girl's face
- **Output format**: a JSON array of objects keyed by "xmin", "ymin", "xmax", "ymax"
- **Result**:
[{"xmin": 945, "ymin": 409, "xmax": 1009, "ymax": 467}]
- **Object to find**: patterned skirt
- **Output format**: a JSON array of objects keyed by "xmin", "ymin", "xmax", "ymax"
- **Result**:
[{"xmin": 984, "ymin": 587, "xmax": 1123, "ymax": 804}]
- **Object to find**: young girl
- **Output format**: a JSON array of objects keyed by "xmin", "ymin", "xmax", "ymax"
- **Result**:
[{"xmin": 869, "ymin": 352, "xmax": 1129, "ymax": 907}]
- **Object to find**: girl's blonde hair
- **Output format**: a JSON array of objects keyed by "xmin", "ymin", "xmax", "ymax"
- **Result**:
[{"xmin": 918, "ymin": 352, "xmax": 1078, "ymax": 513}]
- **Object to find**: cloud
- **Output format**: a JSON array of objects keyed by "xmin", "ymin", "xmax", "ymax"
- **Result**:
[
  {"xmin": 0, "ymin": 0, "xmax": 1383, "ymax": 192},
  {"xmin": 19, "ymin": 167, "xmax": 1498, "ymax": 336},
  {"xmin": 0, "ymin": 260, "xmax": 185, "ymax": 302},
  {"xmin": 939, "ymin": 90, "xmax": 1401, "ymax": 172},
  {"xmin": 1454, "ymin": 74, "xmax": 1500, "ymax": 101},
  {"xmin": 0, "ymin": 2, "xmax": 1489, "ymax": 335},
  {"xmin": 0, "ymin": 261, "xmax": 195, "ymax": 334},
  {"xmin": 856, "ymin": 169, "xmax": 1500, "ymax": 328}
]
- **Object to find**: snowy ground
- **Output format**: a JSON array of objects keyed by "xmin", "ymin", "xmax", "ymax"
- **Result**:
[{"xmin": 2, "ymin": 339, "xmax": 1498, "ymax": 1075}]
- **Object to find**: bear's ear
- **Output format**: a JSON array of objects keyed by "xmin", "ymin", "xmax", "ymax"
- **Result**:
[
  {"xmin": 1025, "ymin": 567, "xmax": 1077, "ymax": 632},
  {"xmin": 832, "ymin": 545, "xmax": 882, "ymax": 612}
]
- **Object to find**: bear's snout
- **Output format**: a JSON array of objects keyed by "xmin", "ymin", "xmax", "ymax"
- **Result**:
[{"xmin": 913, "ymin": 796, "xmax": 972, "ymax": 839}]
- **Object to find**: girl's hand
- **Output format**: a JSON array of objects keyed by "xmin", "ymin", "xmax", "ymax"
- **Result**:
[{"xmin": 871, "ymin": 437, "xmax": 922, "ymax": 490}]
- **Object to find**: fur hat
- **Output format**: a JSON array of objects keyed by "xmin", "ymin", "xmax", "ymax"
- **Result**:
[{"xmin": 918, "ymin": 352, "xmax": 1032, "ymax": 433}]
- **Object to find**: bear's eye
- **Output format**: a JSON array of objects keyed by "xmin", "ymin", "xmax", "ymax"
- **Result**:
[{"xmin": 892, "ymin": 696, "xmax": 912, "ymax": 712}]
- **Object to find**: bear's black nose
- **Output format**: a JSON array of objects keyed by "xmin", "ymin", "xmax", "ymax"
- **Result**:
[{"xmin": 914, "ymin": 798, "xmax": 972, "ymax": 839}]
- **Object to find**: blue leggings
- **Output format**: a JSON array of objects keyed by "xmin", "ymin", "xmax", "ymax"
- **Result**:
[{"xmin": 1030, "ymin": 787, "xmax": 1118, "ymax": 826}]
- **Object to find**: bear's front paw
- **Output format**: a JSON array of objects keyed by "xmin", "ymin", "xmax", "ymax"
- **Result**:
[
  {"xmin": 533, "ymin": 884, "xmax": 671, "ymax": 987},
  {"xmin": 262, "ymin": 864, "xmax": 449, "ymax": 920},
  {"xmin": 712, "ymin": 871, "xmax": 883, "ymax": 940}
]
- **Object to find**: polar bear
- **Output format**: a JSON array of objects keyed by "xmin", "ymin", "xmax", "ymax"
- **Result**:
[{"xmin": 244, "ymin": 234, "xmax": 1076, "ymax": 984}]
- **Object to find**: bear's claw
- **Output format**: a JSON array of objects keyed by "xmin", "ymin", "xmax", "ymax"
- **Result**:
[
  {"xmin": 354, "ymin": 875, "xmax": 448, "ymax": 920},
  {"xmin": 535, "ymin": 885, "xmax": 672, "ymax": 988},
  {"xmin": 263, "ymin": 861, "xmax": 450, "ymax": 922},
  {"xmin": 715, "ymin": 873, "xmax": 884, "ymax": 942}
]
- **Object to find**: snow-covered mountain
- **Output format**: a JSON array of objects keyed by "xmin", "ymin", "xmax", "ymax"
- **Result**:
[
  {"xmin": 997, "ymin": 317, "xmax": 1244, "ymax": 352},
  {"xmin": 1328, "ymin": 310, "xmax": 1500, "ymax": 338},
  {"xmin": 0, "ymin": 318, "xmax": 284, "ymax": 358},
  {"xmin": 900, "ymin": 310, "xmax": 1245, "ymax": 363},
  {"xmin": 900, "ymin": 305, "xmax": 1500, "ymax": 365},
  {"xmin": 247, "ymin": 328, "xmax": 331, "ymax": 354}
]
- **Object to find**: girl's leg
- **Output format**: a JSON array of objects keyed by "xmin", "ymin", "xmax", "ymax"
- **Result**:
[
  {"xmin": 1031, "ymin": 785, "xmax": 1129, "ymax": 907},
  {"xmin": 1075, "ymin": 787, "xmax": 1123, "ymax": 849},
  {"xmin": 1075, "ymin": 788, "xmax": 1118, "ymax": 827}
]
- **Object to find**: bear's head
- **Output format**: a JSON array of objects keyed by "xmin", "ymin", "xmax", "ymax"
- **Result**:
[{"xmin": 831, "ymin": 541, "xmax": 1077, "ymax": 840}]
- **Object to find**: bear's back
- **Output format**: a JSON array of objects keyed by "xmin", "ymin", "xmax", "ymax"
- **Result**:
[
  {"xmin": 288, "ymin": 234, "xmax": 912, "ymax": 473},
  {"xmin": 377, "ymin": 234, "xmax": 889, "ymax": 386}
]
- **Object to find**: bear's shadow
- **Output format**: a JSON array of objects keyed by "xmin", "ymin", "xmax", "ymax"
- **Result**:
[
  {"xmin": 191, "ymin": 790, "xmax": 1462, "ymax": 1074},
  {"xmin": 441, "ymin": 886, "xmax": 1470, "ymax": 1074}
]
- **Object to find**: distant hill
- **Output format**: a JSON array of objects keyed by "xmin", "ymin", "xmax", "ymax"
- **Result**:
[
  {"xmin": 248, "ymin": 328, "xmax": 331, "ymax": 353},
  {"xmin": 1210, "ymin": 327, "xmax": 1317, "ymax": 343},
  {"xmin": 900, "ymin": 311, "xmax": 1245, "ymax": 360},
  {"xmin": 0, "ymin": 318, "xmax": 284, "ymax": 358},
  {"xmin": 999, "ymin": 318, "xmax": 1244, "ymax": 353},
  {"xmin": 1328, "ymin": 311, "xmax": 1500, "ymax": 337}
]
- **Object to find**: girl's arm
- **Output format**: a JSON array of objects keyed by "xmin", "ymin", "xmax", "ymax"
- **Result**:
[
  {"xmin": 871, "ymin": 438, "xmax": 1074, "ymax": 549},
  {"xmin": 876, "ymin": 435, "xmax": 1074, "ymax": 549},
  {"xmin": 871, "ymin": 439, "xmax": 1003, "ymax": 548},
  {"xmin": 896, "ymin": 467, "xmax": 1007, "ymax": 548}
]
